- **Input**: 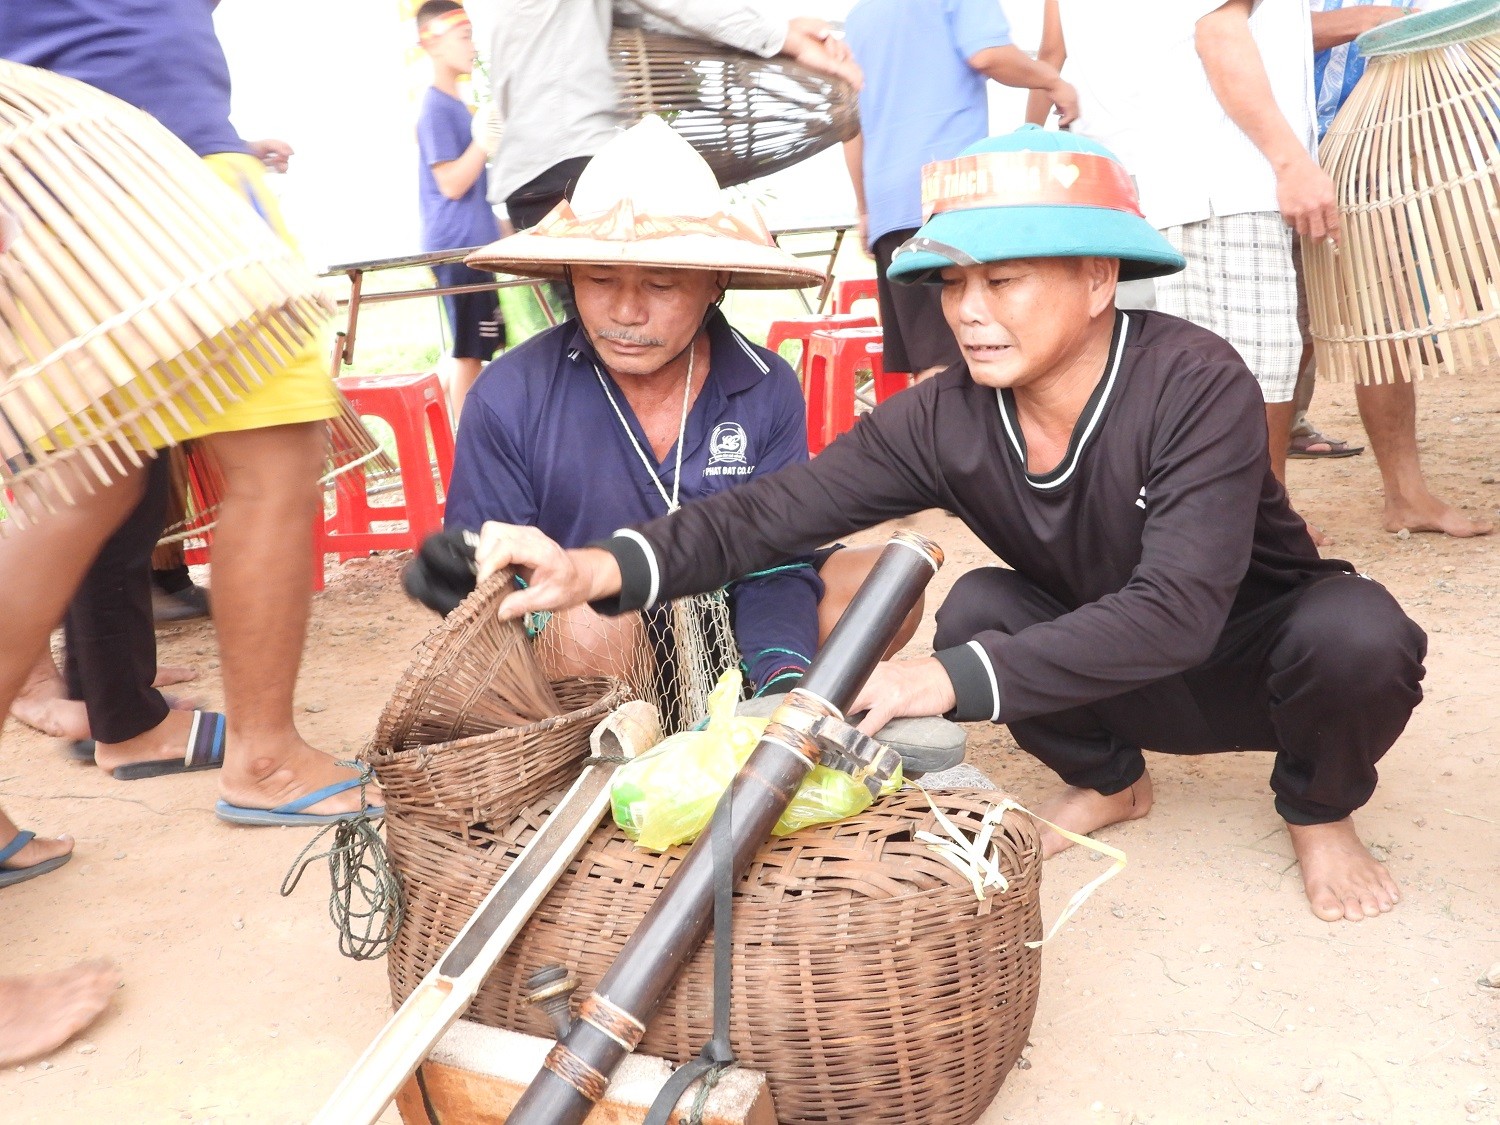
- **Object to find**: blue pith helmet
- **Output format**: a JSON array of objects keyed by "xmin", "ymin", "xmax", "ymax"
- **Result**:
[{"xmin": 887, "ymin": 125, "xmax": 1186, "ymax": 284}]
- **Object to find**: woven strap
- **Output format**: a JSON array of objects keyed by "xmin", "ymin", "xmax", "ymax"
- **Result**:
[{"xmin": 644, "ymin": 786, "xmax": 736, "ymax": 1125}]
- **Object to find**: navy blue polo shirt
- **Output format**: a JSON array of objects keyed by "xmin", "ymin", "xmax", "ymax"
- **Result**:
[
  {"xmin": 446, "ymin": 309, "xmax": 822, "ymax": 691},
  {"xmin": 1, "ymin": 0, "xmax": 249, "ymax": 159}
]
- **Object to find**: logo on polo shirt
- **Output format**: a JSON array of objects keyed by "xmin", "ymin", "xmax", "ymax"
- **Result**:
[
  {"xmin": 709, "ymin": 423, "xmax": 748, "ymax": 465},
  {"xmin": 705, "ymin": 422, "xmax": 754, "ymax": 477}
]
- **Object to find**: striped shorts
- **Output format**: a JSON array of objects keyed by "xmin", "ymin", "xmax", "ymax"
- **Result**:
[{"xmin": 1155, "ymin": 212, "xmax": 1301, "ymax": 403}]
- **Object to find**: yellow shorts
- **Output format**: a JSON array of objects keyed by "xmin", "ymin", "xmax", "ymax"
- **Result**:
[{"xmin": 162, "ymin": 152, "xmax": 338, "ymax": 444}]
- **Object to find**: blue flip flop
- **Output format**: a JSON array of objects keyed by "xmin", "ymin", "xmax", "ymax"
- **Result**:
[
  {"xmin": 0, "ymin": 830, "xmax": 72, "ymax": 889},
  {"xmin": 111, "ymin": 710, "xmax": 227, "ymax": 781},
  {"xmin": 214, "ymin": 774, "xmax": 384, "ymax": 827}
]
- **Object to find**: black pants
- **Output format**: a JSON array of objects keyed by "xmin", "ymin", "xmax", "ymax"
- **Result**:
[
  {"xmin": 933, "ymin": 568, "xmax": 1427, "ymax": 825},
  {"xmin": 505, "ymin": 157, "xmax": 591, "ymax": 325},
  {"xmin": 504, "ymin": 156, "xmax": 592, "ymax": 231},
  {"xmin": 63, "ymin": 456, "xmax": 172, "ymax": 744}
]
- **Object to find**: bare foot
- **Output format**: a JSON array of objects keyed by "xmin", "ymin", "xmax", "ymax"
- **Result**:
[
  {"xmin": 92, "ymin": 709, "xmax": 200, "ymax": 777},
  {"xmin": 0, "ymin": 961, "xmax": 121, "ymax": 1066},
  {"xmin": 9, "ymin": 657, "xmax": 88, "ymax": 741},
  {"xmin": 1286, "ymin": 817, "xmax": 1399, "ymax": 922},
  {"xmin": 218, "ymin": 734, "xmax": 381, "ymax": 817},
  {"xmin": 1384, "ymin": 495, "xmax": 1493, "ymax": 538},
  {"xmin": 1033, "ymin": 772, "xmax": 1154, "ymax": 858},
  {"xmin": 1305, "ymin": 520, "xmax": 1331, "ymax": 548},
  {"xmin": 0, "ymin": 830, "xmax": 74, "ymax": 872}
]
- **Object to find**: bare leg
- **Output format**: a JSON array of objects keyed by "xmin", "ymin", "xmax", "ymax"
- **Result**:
[
  {"xmin": 0, "ymin": 961, "xmax": 120, "ymax": 1066},
  {"xmin": 0, "ymin": 469, "xmax": 144, "ymax": 725},
  {"xmin": 1286, "ymin": 816, "xmax": 1400, "ymax": 922},
  {"xmin": 1033, "ymin": 771, "xmax": 1154, "ymax": 858},
  {"xmin": 1355, "ymin": 379, "xmax": 1491, "ymax": 537},
  {"xmin": 445, "ymin": 357, "xmax": 483, "ymax": 427},
  {"xmin": 202, "ymin": 423, "xmax": 377, "ymax": 815},
  {"xmin": 815, "ymin": 544, "xmax": 923, "ymax": 657}
]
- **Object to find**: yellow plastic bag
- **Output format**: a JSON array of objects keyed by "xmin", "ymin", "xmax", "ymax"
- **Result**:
[{"xmin": 610, "ymin": 670, "xmax": 902, "ymax": 851}]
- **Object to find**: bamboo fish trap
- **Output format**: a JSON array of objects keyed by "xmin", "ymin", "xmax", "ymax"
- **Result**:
[
  {"xmin": 0, "ymin": 60, "xmax": 332, "ymax": 524},
  {"xmin": 610, "ymin": 28, "xmax": 859, "ymax": 189},
  {"xmin": 1304, "ymin": 2, "xmax": 1500, "ymax": 382}
]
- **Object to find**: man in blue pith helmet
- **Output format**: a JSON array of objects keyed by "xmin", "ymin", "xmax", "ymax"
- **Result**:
[{"xmin": 468, "ymin": 125, "xmax": 1427, "ymax": 926}]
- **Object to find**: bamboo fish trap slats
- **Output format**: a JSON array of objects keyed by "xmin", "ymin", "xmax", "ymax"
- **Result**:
[
  {"xmin": 610, "ymin": 28, "xmax": 859, "ymax": 189},
  {"xmin": 0, "ymin": 60, "xmax": 332, "ymax": 523},
  {"xmin": 1304, "ymin": 25, "xmax": 1500, "ymax": 383}
]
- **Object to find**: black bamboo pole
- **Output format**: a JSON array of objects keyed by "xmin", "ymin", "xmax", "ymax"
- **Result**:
[{"xmin": 507, "ymin": 530, "xmax": 943, "ymax": 1124}]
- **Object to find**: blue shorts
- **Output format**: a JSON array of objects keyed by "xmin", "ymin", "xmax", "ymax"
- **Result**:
[{"xmin": 432, "ymin": 262, "xmax": 503, "ymax": 361}]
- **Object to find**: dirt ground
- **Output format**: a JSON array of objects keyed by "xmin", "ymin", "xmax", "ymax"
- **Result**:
[{"xmin": 2, "ymin": 372, "xmax": 1498, "ymax": 1124}]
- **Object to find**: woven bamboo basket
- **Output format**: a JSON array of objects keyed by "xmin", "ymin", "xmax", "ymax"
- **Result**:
[
  {"xmin": 386, "ymin": 787, "xmax": 1043, "ymax": 1125},
  {"xmin": 373, "ymin": 570, "xmax": 567, "ymax": 750},
  {"xmin": 1305, "ymin": 12, "xmax": 1500, "ymax": 382},
  {"xmin": 0, "ymin": 60, "xmax": 331, "ymax": 521},
  {"xmin": 610, "ymin": 28, "xmax": 859, "ymax": 189},
  {"xmin": 365, "ymin": 675, "xmax": 629, "ymax": 832}
]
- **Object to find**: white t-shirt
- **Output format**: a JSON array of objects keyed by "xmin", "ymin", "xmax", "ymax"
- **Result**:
[{"xmin": 1058, "ymin": 0, "xmax": 1316, "ymax": 230}]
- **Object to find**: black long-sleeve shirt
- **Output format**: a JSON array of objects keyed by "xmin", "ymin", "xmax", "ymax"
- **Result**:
[{"xmin": 595, "ymin": 311, "xmax": 1353, "ymax": 723}]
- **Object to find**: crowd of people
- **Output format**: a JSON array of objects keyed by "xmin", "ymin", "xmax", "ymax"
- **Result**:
[{"xmin": 0, "ymin": 0, "xmax": 1481, "ymax": 1094}]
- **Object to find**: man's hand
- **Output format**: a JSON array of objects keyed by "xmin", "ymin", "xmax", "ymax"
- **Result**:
[
  {"xmin": 1276, "ymin": 153, "xmax": 1341, "ymax": 244},
  {"xmin": 848, "ymin": 657, "xmax": 958, "ymax": 737},
  {"xmin": 474, "ymin": 522, "xmax": 623, "ymax": 620},
  {"xmin": 784, "ymin": 18, "xmax": 863, "ymax": 90},
  {"xmin": 856, "ymin": 211, "xmax": 870, "ymax": 257},
  {"xmin": 1045, "ymin": 78, "xmax": 1080, "ymax": 128},
  {"xmin": 247, "ymin": 138, "xmax": 294, "ymax": 174}
]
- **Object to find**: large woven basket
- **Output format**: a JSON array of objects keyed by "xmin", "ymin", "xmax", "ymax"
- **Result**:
[
  {"xmin": 386, "ymin": 786, "xmax": 1043, "ymax": 1125},
  {"xmin": 1304, "ymin": 22, "xmax": 1500, "ymax": 382},
  {"xmin": 0, "ymin": 60, "xmax": 331, "ymax": 518},
  {"xmin": 610, "ymin": 28, "xmax": 859, "ymax": 189}
]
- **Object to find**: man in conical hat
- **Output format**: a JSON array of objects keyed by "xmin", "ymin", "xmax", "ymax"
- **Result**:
[
  {"xmin": 470, "ymin": 125, "xmax": 1428, "ymax": 925},
  {"xmin": 433, "ymin": 116, "xmax": 918, "ymax": 703}
]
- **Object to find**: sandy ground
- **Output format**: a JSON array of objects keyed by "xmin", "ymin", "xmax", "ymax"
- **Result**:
[{"xmin": 3, "ymin": 373, "xmax": 1499, "ymax": 1124}]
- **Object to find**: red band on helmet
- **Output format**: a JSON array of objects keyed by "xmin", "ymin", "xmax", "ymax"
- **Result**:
[{"xmin": 922, "ymin": 151, "xmax": 1142, "ymax": 222}]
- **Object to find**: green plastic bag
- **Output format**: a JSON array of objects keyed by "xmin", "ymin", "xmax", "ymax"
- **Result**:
[
  {"xmin": 496, "ymin": 280, "xmax": 566, "ymax": 346},
  {"xmin": 610, "ymin": 670, "xmax": 902, "ymax": 851}
]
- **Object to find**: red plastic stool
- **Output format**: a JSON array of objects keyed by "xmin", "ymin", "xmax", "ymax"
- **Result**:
[
  {"xmin": 323, "ymin": 372, "xmax": 454, "ymax": 565},
  {"xmin": 828, "ymin": 276, "xmax": 881, "ymax": 317},
  {"xmin": 804, "ymin": 327, "xmax": 884, "ymax": 454},
  {"xmin": 870, "ymin": 344, "xmax": 913, "ymax": 403},
  {"xmin": 764, "ymin": 313, "xmax": 876, "ymax": 379}
]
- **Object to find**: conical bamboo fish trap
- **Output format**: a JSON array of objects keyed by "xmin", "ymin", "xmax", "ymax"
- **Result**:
[
  {"xmin": 610, "ymin": 28, "xmax": 859, "ymax": 189},
  {"xmin": 1304, "ymin": 11, "xmax": 1500, "ymax": 383},
  {"xmin": 0, "ymin": 60, "xmax": 332, "ymax": 523}
]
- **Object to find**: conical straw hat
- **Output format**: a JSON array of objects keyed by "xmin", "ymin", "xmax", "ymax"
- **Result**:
[{"xmin": 466, "ymin": 116, "xmax": 824, "ymax": 290}]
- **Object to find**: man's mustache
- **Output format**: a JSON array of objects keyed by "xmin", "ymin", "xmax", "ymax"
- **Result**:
[{"xmin": 595, "ymin": 329, "xmax": 665, "ymax": 347}]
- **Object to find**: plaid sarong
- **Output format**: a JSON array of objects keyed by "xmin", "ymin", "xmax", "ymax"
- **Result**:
[{"xmin": 1155, "ymin": 212, "xmax": 1301, "ymax": 403}]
